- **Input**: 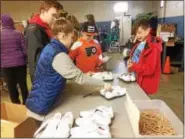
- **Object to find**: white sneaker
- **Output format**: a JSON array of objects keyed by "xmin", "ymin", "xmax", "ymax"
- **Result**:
[
  {"xmin": 54, "ymin": 122, "xmax": 70, "ymax": 138},
  {"xmin": 130, "ymin": 73, "xmax": 136, "ymax": 82},
  {"xmin": 119, "ymin": 73, "xmax": 131, "ymax": 82},
  {"xmin": 80, "ymin": 105, "xmax": 114, "ymax": 119},
  {"xmin": 100, "ymin": 86, "xmax": 127, "ymax": 100},
  {"xmin": 105, "ymin": 88, "xmax": 127, "ymax": 100},
  {"xmin": 91, "ymin": 72, "xmax": 103, "ymax": 80},
  {"xmin": 35, "ymin": 113, "xmax": 62, "ymax": 138},
  {"xmin": 54, "ymin": 112, "xmax": 73, "ymax": 138},
  {"xmin": 62, "ymin": 112, "xmax": 74, "ymax": 128},
  {"xmin": 91, "ymin": 72, "xmax": 113, "ymax": 81},
  {"xmin": 70, "ymin": 125, "xmax": 111, "ymax": 138},
  {"xmin": 76, "ymin": 112, "xmax": 111, "ymax": 127},
  {"xmin": 102, "ymin": 72, "xmax": 114, "ymax": 81},
  {"xmin": 100, "ymin": 86, "xmax": 121, "ymax": 96}
]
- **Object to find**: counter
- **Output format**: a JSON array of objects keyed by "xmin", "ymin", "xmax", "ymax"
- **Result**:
[{"xmin": 44, "ymin": 60, "xmax": 150, "ymax": 137}]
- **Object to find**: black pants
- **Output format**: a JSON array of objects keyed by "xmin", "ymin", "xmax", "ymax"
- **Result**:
[{"xmin": 2, "ymin": 65, "xmax": 29, "ymax": 104}]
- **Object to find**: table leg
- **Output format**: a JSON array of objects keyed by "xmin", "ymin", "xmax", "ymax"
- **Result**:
[{"xmin": 181, "ymin": 46, "xmax": 184, "ymax": 71}]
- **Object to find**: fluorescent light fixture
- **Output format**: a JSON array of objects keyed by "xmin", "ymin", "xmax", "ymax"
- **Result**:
[
  {"xmin": 113, "ymin": 2, "xmax": 128, "ymax": 13},
  {"xmin": 160, "ymin": 0, "xmax": 164, "ymax": 8}
]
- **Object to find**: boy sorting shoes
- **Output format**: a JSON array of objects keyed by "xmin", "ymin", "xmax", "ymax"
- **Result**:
[
  {"xmin": 25, "ymin": 19, "xmax": 112, "ymax": 121},
  {"xmin": 69, "ymin": 21, "xmax": 110, "ymax": 73},
  {"xmin": 127, "ymin": 19, "xmax": 162, "ymax": 95}
]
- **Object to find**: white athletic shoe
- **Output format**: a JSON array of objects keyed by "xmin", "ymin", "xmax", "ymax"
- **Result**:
[
  {"xmin": 54, "ymin": 112, "xmax": 73, "ymax": 138},
  {"xmin": 80, "ymin": 105, "xmax": 114, "ymax": 119},
  {"xmin": 105, "ymin": 88, "xmax": 127, "ymax": 100},
  {"xmin": 100, "ymin": 86, "xmax": 127, "ymax": 100},
  {"xmin": 91, "ymin": 72, "xmax": 103, "ymax": 80},
  {"xmin": 76, "ymin": 112, "xmax": 111, "ymax": 127},
  {"xmin": 70, "ymin": 125, "xmax": 111, "ymax": 138},
  {"xmin": 102, "ymin": 72, "xmax": 114, "ymax": 81},
  {"xmin": 119, "ymin": 73, "xmax": 131, "ymax": 82},
  {"xmin": 35, "ymin": 113, "xmax": 62, "ymax": 138},
  {"xmin": 91, "ymin": 72, "xmax": 113, "ymax": 81}
]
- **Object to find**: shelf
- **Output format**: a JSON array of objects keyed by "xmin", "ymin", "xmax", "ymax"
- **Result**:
[{"xmin": 171, "ymin": 61, "xmax": 183, "ymax": 65}]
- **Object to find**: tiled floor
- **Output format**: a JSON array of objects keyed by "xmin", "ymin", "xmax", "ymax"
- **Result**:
[{"xmin": 1, "ymin": 53, "xmax": 184, "ymax": 122}]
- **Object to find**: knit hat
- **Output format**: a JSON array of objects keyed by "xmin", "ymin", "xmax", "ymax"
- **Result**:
[
  {"xmin": 1, "ymin": 14, "xmax": 14, "ymax": 27},
  {"xmin": 81, "ymin": 21, "xmax": 98, "ymax": 36}
]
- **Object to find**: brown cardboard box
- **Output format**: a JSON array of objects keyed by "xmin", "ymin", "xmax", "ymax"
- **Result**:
[
  {"xmin": 166, "ymin": 37, "xmax": 175, "ymax": 47},
  {"xmin": 1, "ymin": 103, "xmax": 40, "ymax": 138},
  {"xmin": 160, "ymin": 24, "xmax": 176, "ymax": 33},
  {"xmin": 171, "ymin": 66, "xmax": 179, "ymax": 73}
]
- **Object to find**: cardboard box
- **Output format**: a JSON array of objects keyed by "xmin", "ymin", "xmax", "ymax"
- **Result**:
[
  {"xmin": 166, "ymin": 37, "xmax": 175, "ymax": 47},
  {"xmin": 171, "ymin": 66, "xmax": 179, "ymax": 73},
  {"xmin": 157, "ymin": 24, "xmax": 176, "ymax": 43},
  {"xmin": 1, "ymin": 103, "xmax": 40, "ymax": 138}
]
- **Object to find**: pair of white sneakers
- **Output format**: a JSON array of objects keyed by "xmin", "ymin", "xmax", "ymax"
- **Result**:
[
  {"xmin": 34, "ymin": 112, "xmax": 73, "ymax": 138},
  {"xmin": 100, "ymin": 86, "xmax": 127, "ymax": 100},
  {"xmin": 91, "ymin": 72, "xmax": 114, "ymax": 81},
  {"xmin": 70, "ymin": 106, "xmax": 114, "ymax": 138},
  {"xmin": 119, "ymin": 73, "xmax": 136, "ymax": 82}
]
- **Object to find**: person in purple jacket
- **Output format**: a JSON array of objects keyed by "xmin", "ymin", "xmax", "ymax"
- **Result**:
[{"xmin": 1, "ymin": 14, "xmax": 28, "ymax": 104}]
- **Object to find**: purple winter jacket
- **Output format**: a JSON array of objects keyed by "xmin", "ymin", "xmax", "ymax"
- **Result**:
[{"xmin": 1, "ymin": 26, "xmax": 27, "ymax": 68}]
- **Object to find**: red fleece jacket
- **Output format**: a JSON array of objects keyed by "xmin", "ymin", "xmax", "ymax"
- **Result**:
[{"xmin": 129, "ymin": 35, "xmax": 163, "ymax": 94}]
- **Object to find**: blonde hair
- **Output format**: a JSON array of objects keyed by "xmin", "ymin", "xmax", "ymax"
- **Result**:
[{"xmin": 51, "ymin": 18, "xmax": 74, "ymax": 36}]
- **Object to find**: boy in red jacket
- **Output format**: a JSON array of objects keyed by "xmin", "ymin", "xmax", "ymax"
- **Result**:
[
  {"xmin": 69, "ymin": 21, "xmax": 110, "ymax": 73},
  {"xmin": 128, "ymin": 19, "xmax": 162, "ymax": 94}
]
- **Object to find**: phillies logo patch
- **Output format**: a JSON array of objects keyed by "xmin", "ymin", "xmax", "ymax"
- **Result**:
[
  {"xmin": 92, "ymin": 47, "xmax": 97, "ymax": 54},
  {"xmin": 85, "ymin": 46, "xmax": 97, "ymax": 57}
]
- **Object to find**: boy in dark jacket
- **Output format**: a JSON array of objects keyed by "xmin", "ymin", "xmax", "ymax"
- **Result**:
[
  {"xmin": 128, "ymin": 19, "xmax": 162, "ymax": 94},
  {"xmin": 25, "ymin": 0, "xmax": 63, "ymax": 82}
]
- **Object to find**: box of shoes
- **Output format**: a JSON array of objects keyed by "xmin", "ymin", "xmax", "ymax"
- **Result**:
[
  {"xmin": 125, "ymin": 95, "xmax": 183, "ymax": 138},
  {"xmin": 0, "ymin": 102, "xmax": 40, "ymax": 138}
]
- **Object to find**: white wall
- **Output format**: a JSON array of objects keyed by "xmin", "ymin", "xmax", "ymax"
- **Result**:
[
  {"xmin": 156, "ymin": 1, "xmax": 184, "ymax": 18},
  {"xmin": 1, "ymin": 1, "xmax": 41, "ymax": 22},
  {"xmin": 61, "ymin": 1, "xmax": 157, "ymax": 22},
  {"xmin": 2, "ymin": 1, "xmax": 157, "ymax": 22}
]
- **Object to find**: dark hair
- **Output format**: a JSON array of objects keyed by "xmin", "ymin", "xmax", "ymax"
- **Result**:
[
  {"xmin": 51, "ymin": 18, "xmax": 74, "ymax": 36},
  {"xmin": 58, "ymin": 10, "xmax": 68, "ymax": 18},
  {"xmin": 133, "ymin": 19, "xmax": 150, "ymax": 34},
  {"xmin": 85, "ymin": 14, "xmax": 96, "ymax": 24},
  {"xmin": 39, "ymin": 0, "xmax": 63, "ymax": 14}
]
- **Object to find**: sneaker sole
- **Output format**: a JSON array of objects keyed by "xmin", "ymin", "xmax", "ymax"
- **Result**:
[
  {"xmin": 100, "ymin": 92, "xmax": 126, "ymax": 101},
  {"xmin": 118, "ymin": 77, "xmax": 132, "ymax": 83}
]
